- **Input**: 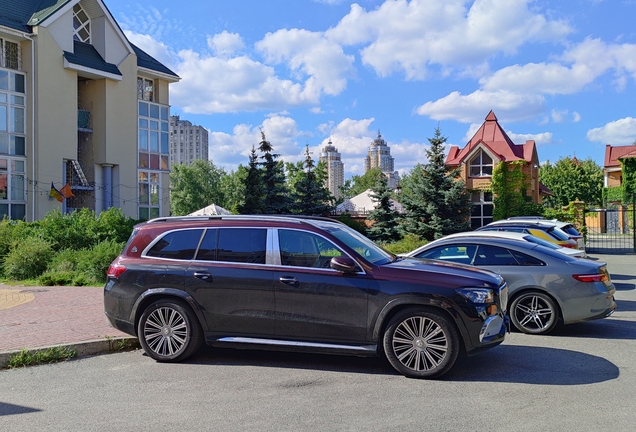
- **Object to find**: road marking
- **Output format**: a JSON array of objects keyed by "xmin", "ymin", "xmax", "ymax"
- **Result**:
[{"xmin": 0, "ymin": 289, "xmax": 35, "ymax": 310}]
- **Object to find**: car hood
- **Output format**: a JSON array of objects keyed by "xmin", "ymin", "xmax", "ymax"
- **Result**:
[{"xmin": 380, "ymin": 257, "xmax": 504, "ymax": 289}]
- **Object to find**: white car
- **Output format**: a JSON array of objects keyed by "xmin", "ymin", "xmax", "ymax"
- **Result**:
[
  {"xmin": 422, "ymin": 231, "xmax": 586, "ymax": 258},
  {"xmin": 505, "ymin": 217, "xmax": 586, "ymax": 250}
]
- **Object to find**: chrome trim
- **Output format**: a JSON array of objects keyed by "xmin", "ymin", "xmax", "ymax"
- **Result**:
[{"xmin": 215, "ymin": 337, "xmax": 376, "ymax": 352}]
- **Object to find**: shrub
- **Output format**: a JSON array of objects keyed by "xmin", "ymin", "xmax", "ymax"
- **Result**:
[
  {"xmin": 3, "ymin": 237, "xmax": 53, "ymax": 280},
  {"xmin": 77, "ymin": 240, "xmax": 125, "ymax": 284},
  {"xmin": 335, "ymin": 213, "xmax": 368, "ymax": 235},
  {"xmin": 378, "ymin": 234, "xmax": 427, "ymax": 255}
]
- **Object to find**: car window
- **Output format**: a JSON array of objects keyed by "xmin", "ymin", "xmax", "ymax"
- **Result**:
[
  {"xmin": 217, "ymin": 228, "xmax": 267, "ymax": 264},
  {"xmin": 561, "ymin": 225, "xmax": 581, "ymax": 236},
  {"xmin": 522, "ymin": 235, "xmax": 559, "ymax": 250},
  {"xmin": 509, "ymin": 250, "xmax": 543, "ymax": 266},
  {"xmin": 473, "ymin": 245, "xmax": 519, "ymax": 266},
  {"xmin": 415, "ymin": 245, "xmax": 477, "ymax": 266},
  {"xmin": 311, "ymin": 220, "xmax": 393, "ymax": 265},
  {"xmin": 194, "ymin": 228, "xmax": 218, "ymax": 261},
  {"xmin": 278, "ymin": 229, "xmax": 343, "ymax": 269},
  {"xmin": 547, "ymin": 227, "xmax": 569, "ymax": 241},
  {"xmin": 146, "ymin": 229, "xmax": 204, "ymax": 260}
]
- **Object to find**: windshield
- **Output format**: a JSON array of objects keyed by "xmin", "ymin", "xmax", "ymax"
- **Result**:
[{"xmin": 309, "ymin": 220, "xmax": 394, "ymax": 265}]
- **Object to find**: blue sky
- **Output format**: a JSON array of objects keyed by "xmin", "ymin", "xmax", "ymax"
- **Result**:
[{"xmin": 108, "ymin": 0, "xmax": 636, "ymax": 178}]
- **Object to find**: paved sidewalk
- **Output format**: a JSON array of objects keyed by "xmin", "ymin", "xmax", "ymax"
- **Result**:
[{"xmin": 0, "ymin": 285, "xmax": 135, "ymax": 367}]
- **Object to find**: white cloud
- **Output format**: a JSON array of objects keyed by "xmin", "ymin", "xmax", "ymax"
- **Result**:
[
  {"xmin": 507, "ymin": 131, "xmax": 554, "ymax": 147},
  {"xmin": 573, "ymin": 112, "xmax": 581, "ymax": 122},
  {"xmin": 171, "ymin": 50, "xmax": 318, "ymax": 114},
  {"xmin": 587, "ymin": 117, "xmax": 636, "ymax": 144},
  {"xmin": 551, "ymin": 109, "xmax": 568, "ymax": 123},
  {"xmin": 207, "ymin": 31, "xmax": 245, "ymax": 57},
  {"xmin": 124, "ymin": 31, "xmax": 177, "ymax": 70},
  {"xmin": 327, "ymin": 0, "xmax": 571, "ymax": 79},
  {"xmin": 256, "ymin": 29, "xmax": 355, "ymax": 98},
  {"xmin": 416, "ymin": 90, "xmax": 545, "ymax": 123}
]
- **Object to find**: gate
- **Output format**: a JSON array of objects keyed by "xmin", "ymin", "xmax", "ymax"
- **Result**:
[{"xmin": 584, "ymin": 198, "xmax": 636, "ymax": 254}]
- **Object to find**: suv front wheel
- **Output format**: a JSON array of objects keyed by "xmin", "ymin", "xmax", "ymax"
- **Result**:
[
  {"xmin": 383, "ymin": 308, "xmax": 460, "ymax": 379},
  {"xmin": 138, "ymin": 298, "xmax": 203, "ymax": 362}
]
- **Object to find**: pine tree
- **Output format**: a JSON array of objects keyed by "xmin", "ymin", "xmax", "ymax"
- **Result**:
[
  {"xmin": 367, "ymin": 174, "xmax": 401, "ymax": 242},
  {"xmin": 238, "ymin": 146, "xmax": 264, "ymax": 214},
  {"xmin": 290, "ymin": 144, "xmax": 334, "ymax": 215},
  {"xmin": 400, "ymin": 127, "xmax": 472, "ymax": 240},
  {"xmin": 258, "ymin": 130, "xmax": 291, "ymax": 214}
]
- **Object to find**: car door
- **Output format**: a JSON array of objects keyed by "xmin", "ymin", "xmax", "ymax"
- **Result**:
[
  {"xmin": 185, "ymin": 227, "xmax": 276, "ymax": 337},
  {"xmin": 272, "ymin": 228, "xmax": 369, "ymax": 343}
]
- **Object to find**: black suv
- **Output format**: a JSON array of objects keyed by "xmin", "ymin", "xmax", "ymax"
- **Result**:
[{"xmin": 104, "ymin": 215, "xmax": 508, "ymax": 378}]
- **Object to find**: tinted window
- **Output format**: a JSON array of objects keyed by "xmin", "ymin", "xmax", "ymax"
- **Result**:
[
  {"xmin": 416, "ymin": 245, "xmax": 477, "ymax": 266},
  {"xmin": 194, "ymin": 229, "xmax": 218, "ymax": 261},
  {"xmin": 561, "ymin": 225, "xmax": 581, "ymax": 236},
  {"xmin": 547, "ymin": 228, "xmax": 569, "ymax": 241},
  {"xmin": 510, "ymin": 250, "xmax": 543, "ymax": 266},
  {"xmin": 146, "ymin": 229, "xmax": 203, "ymax": 260},
  {"xmin": 473, "ymin": 245, "xmax": 518, "ymax": 266},
  {"xmin": 279, "ymin": 229, "xmax": 342, "ymax": 268},
  {"xmin": 217, "ymin": 228, "xmax": 267, "ymax": 264}
]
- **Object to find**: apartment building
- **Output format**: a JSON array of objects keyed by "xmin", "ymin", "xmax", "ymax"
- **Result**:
[
  {"xmin": 319, "ymin": 139, "xmax": 344, "ymax": 199},
  {"xmin": 0, "ymin": 0, "xmax": 179, "ymax": 221},
  {"xmin": 364, "ymin": 131, "xmax": 399, "ymax": 189},
  {"xmin": 169, "ymin": 115, "xmax": 209, "ymax": 166}
]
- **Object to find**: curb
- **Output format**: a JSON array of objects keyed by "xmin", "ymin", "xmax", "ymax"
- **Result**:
[{"xmin": 0, "ymin": 337, "xmax": 140, "ymax": 369}]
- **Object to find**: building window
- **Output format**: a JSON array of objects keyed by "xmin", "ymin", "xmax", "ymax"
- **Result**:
[
  {"xmin": 137, "ymin": 77, "xmax": 154, "ymax": 101},
  {"xmin": 469, "ymin": 150, "xmax": 493, "ymax": 177},
  {"xmin": 138, "ymin": 101, "xmax": 169, "ymax": 219},
  {"xmin": 470, "ymin": 191, "xmax": 493, "ymax": 229},
  {"xmin": 72, "ymin": 4, "xmax": 91, "ymax": 43},
  {"xmin": 0, "ymin": 69, "xmax": 26, "ymax": 220},
  {"xmin": 1, "ymin": 39, "xmax": 20, "ymax": 70}
]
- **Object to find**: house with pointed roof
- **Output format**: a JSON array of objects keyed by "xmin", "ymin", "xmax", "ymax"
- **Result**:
[
  {"xmin": 0, "ymin": 0, "xmax": 179, "ymax": 221},
  {"xmin": 603, "ymin": 144, "xmax": 636, "ymax": 189},
  {"xmin": 445, "ymin": 111, "xmax": 541, "ymax": 228}
]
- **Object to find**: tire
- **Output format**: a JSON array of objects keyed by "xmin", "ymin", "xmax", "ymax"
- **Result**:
[
  {"xmin": 138, "ymin": 298, "xmax": 203, "ymax": 362},
  {"xmin": 509, "ymin": 291, "xmax": 559, "ymax": 335},
  {"xmin": 383, "ymin": 308, "xmax": 460, "ymax": 379}
]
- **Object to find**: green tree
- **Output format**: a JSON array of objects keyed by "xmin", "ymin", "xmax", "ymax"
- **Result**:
[
  {"xmin": 347, "ymin": 167, "xmax": 384, "ymax": 198},
  {"xmin": 258, "ymin": 130, "xmax": 291, "ymax": 214},
  {"xmin": 289, "ymin": 145, "xmax": 334, "ymax": 215},
  {"xmin": 238, "ymin": 146, "xmax": 264, "ymax": 214},
  {"xmin": 539, "ymin": 157, "xmax": 603, "ymax": 207},
  {"xmin": 399, "ymin": 127, "xmax": 471, "ymax": 240},
  {"xmin": 219, "ymin": 167, "xmax": 246, "ymax": 213},
  {"xmin": 367, "ymin": 174, "xmax": 401, "ymax": 242},
  {"xmin": 170, "ymin": 159, "xmax": 227, "ymax": 216}
]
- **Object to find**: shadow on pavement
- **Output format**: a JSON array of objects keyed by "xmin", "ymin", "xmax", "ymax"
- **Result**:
[
  {"xmin": 172, "ymin": 343, "xmax": 617, "ymax": 385},
  {"xmin": 450, "ymin": 345, "xmax": 618, "ymax": 384},
  {"xmin": 0, "ymin": 402, "xmax": 41, "ymax": 416},
  {"xmin": 614, "ymin": 282, "xmax": 636, "ymax": 291},
  {"xmin": 548, "ymin": 317, "xmax": 636, "ymax": 340}
]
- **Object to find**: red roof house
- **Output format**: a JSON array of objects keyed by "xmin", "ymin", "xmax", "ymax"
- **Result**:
[
  {"xmin": 603, "ymin": 144, "xmax": 636, "ymax": 188},
  {"xmin": 445, "ymin": 111, "xmax": 541, "ymax": 227}
]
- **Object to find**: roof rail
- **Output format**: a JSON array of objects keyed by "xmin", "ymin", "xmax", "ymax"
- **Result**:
[{"xmin": 144, "ymin": 214, "xmax": 340, "ymax": 225}]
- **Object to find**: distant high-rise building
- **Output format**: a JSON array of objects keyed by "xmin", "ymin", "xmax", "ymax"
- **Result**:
[
  {"xmin": 364, "ymin": 131, "xmax": 400, "ymax": 189},
  {"xmin": 320, "ymin": 139, "xmax": 345, "ymax": 199},
  {"xmin": 170, "ymin": 115, "xmax": 209, "ymax": 166}
]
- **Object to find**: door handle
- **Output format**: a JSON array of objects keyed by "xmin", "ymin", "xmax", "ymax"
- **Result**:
[
  {"xmin": 279, "ymin": 276, "xmax": 299, "ymax": 287},
  {"xmin": 194, "ymin": 272, "xmax": 213, "ymax": 282}
]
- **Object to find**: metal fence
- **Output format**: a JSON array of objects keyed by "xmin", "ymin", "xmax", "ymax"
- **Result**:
[{"xmin": 584, "ymin": 197, "xmax": 636, "ymax": 254}]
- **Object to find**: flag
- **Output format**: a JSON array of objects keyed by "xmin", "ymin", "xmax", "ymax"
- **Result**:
[
  {"xmin": 60, "ymin": 183, "xmax": 75, "ymax": 199},
  {"xmin": 49, "ymin": 182, "xmax": 63, "ymax": 202}
]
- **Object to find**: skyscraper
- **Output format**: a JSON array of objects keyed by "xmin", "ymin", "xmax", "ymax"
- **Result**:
[
  {"xmin": 319, "ymin": 139, "xmax": 345, "ymax": 199},
  {"xmin": 364, "ymin": 131, "xmax": 400, "ymax": 189},
  {"xmin": 170, "ymin": 115, "xmax": 209, "ymax": 166}
]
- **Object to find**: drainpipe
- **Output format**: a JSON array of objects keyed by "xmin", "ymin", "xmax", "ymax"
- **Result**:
[{"xmin": 102, "ymin": 164, "xmax": 113, "ymax": 210}]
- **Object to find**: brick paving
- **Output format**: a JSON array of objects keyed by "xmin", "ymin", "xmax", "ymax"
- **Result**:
[{"xmin": 0, "ymin": 284, "xmax": 129, "ymax": 352}]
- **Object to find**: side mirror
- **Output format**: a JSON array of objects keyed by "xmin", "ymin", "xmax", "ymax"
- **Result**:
[{"xmin": 330, "ymin": 256, "xmax": 358, "ymax": 273}]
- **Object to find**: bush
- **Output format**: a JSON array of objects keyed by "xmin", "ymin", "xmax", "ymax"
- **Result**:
[
  {"xmin": 3, "ymin": 237, "xmax": 53, "ymax": 280},
  {"xmin": 335, "ymin": 213, "xmax": 368, "ymax": 235},
  {"xmin": 378, "ymin": 234, "xmax": 427, "ymax": 255},
  {"xmin": 77, "ymin": 240, "xmax": 125, "ymax": 284}
]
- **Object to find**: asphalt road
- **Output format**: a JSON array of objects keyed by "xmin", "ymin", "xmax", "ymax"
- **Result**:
[{"xmin": 1, "ymin": 253, "xmax": 635, "ymax": 432}]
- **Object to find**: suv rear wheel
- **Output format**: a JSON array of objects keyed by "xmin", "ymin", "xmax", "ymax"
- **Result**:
[
  {"xmin": 138, "ymin": 298, "xmax": 203, "ymax": 362},
  {"xmin": 383, "ymin": 308, "xmax": 460, "ymax": 379}
]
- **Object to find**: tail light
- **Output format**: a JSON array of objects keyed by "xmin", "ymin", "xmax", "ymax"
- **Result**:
[
  {"xmin": 573, "ymin": 268, "xmax": 611, "ymax": 286},
  {"xmin": 107, "ymin": 264, "xmax": 127, "ymax": 278}
]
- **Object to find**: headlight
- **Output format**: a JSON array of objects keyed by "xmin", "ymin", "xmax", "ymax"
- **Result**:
[{"xmin": 456, "ymin": 288, "xmax": 494, "ymax": 304}]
